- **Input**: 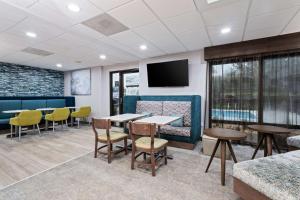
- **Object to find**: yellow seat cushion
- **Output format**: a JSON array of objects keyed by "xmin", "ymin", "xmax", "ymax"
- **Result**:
[
  {"xmin": 135, "ymin": 137, "xmax": 168, "ymax": 150},
  {"xmin": 98, "ymin": 131, "xmax": 127, "ymax": 142}
]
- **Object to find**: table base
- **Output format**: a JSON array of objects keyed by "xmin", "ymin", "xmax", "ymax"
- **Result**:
[
  {"xmin": 205, "ymin": 139, "xmax": 238, "ymax": 186},
  {"xmin": 252, "ymin": 133, "xmax": 281, "ymax": 159}
]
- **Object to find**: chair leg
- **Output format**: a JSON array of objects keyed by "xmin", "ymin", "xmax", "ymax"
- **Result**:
[
  {"xmin": 151, "ymin": 152, "xmax": 156, "ymax": 177},
  {"xmin": 53, "ymin": 121, "xmax": 55, "ymax": 132},
  {"xmin": 61, "ymin": 121, "xmax": 63, "ymax": 130},
  {"xmin": 18, "ymin": 126, "xmax": 21, "ymax": 141},
  {"xmin": 10, "ymin": 125, "xmax": 13, "ymax": 139},
  {"xmin": 94, "ymin": 141, "xmax": 98, "ymax": 158},
  {"xmin": 124, "ymin": 138, "xmax": 128, "ymax": 155},
  {"xmin": 77, "ymin": 119, "xmax": 80, "ymax": 128},
  {"xmin": 164, "ymin": 146, "xmax": 168, "ymax": 165},
  {"xmin": 37, "ymin": 124, "xmax": 41, "ymax": 136},
  {"xmin": 108, "ymin": 142, "xmax": 112, "ymax": 164},
  {"xmin": 65, "ymin": 120, "xmax": 68, "ymax": 127},
  {"xmin": 131, "ymin": 145, "xmax": 136, "ymax": 170}
]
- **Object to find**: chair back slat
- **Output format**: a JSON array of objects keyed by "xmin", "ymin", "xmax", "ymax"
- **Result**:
[
  {"xmin": 129, "ymin": 122, "xmax": 156, "ymax": 137},
  {"xmin": 92, "ymin": 118, "xmax": 111, "ymax": 130}
]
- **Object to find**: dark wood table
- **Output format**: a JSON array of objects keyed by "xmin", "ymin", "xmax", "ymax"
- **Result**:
[
  {"xmin": 248, "ymin": 125, "xmax": 291, "ymax": 159},
  {"xmin": 204, "ymin": 128, "xmax": 247, "ymax": 186}
]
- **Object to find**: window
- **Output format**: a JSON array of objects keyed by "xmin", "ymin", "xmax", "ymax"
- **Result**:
[
  {"xmin": 211, "ymin": 58, "xmax": 259, "ymax": 123},
  {"xmin": 209, "ymin": 53, "xmax": 300, "ymax": 128}
]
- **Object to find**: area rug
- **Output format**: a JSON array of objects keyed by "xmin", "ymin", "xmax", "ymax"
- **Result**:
[{"xmin": 0, "ymin": 149, "xmax": 240, "ymax": 200}]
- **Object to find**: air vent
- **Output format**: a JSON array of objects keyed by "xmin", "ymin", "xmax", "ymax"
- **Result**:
[
  {"xmin": 22, "ymin": 47, "xmax": 54, "ymax": 56},
  {"xmin": 82, "ymin": 13, "xmax": 129, "ymax": 36}
]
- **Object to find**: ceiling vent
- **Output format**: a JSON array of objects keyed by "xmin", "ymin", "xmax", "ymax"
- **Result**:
[
  {"xmin": 22, "ymin": 47, "xmax": 54, "ymax": 56},
  {"xmin": 82, "ymin": 13, "xmax": 129, "ymax": 36}
]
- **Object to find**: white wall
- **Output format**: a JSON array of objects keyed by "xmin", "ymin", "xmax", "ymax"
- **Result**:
[
  {"xmin": 64, "ymin": 66, "xmax": 103, "ymax": 117},
  {"xmin": 64, "ymin": 50, "xmax": 208, "ymax": 126}
]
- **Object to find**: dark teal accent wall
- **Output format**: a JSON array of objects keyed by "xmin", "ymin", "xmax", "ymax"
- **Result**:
[{"xmin": 0, "ymin": 62, "xmax": 64, "ymax": 96}]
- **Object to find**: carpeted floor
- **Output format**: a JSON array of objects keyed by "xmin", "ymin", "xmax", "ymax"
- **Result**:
[{"xmin": 0, "ymin": 147, "xmax": 244, "ymax": 200}]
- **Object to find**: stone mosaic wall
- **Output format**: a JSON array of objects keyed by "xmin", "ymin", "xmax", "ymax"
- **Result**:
[{"xmin": 0, "ymin": 62, "xmax": 64, "ymax": 96}]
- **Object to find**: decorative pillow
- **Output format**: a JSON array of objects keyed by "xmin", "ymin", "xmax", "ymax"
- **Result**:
[
  {"xmin": 163, "ymin": 101, "xmax": 191, "ymax": 126},
  {"xmin": 170, "ymin": 115, "xmax": 184, "ymax": 127},
  {"xmin": 136, "ymin": 101, "xmax": 163, "ymax": 116}
]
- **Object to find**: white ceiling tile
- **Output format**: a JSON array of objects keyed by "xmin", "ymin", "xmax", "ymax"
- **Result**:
[
  {"xmin": 244, "ymin": 26, "xmax": 282, "ymax": 41},
  {"xmin": 134, "ymin": 22, "xmax": 185, "ymax": 54},
  {"xmin": 176, "ymin": 28, "xmax": 211, "ymax": 51},
  {"xmin": 0, "ymin": 33, "xmax": 32, "ymax": 50},
  {"xmin": 164, "ymin": 11, "xmax": 205, "ymax": 34},
  {"xmin": 108, "ymin": 0, "xmax": 157, "ymax": 28},
  {"xmin": 246, "ymin": 7, "xmax": 298, "ymax": 32},
  {"xmin": 0, "ymin": 51, "xmax": 41, "ymax": 63},
  {"xmin": 6, "ymin": 17, "xmax": 64, "ymax": 43},
  {"xmin": 29, "ymin": 0, "xmax": 103, "ymax": 27},
  {"xmin": 88, "ymin": 0, "xmax": 133, "ymax": 11},
  {"xmin": 202, "ymin": 0, "xmax": 250, "ymax": 27},
  {"xmin": 0, "ymin": 1, "xmax": 28, "ymax": 22},
  {"xmin": 283, "ymin": 10, "xmax": 300, "ymax": 34},
  {"xmin": 144, "ymin": 0, "xmax": 196, "ymax": 19},
  {"xmin": 208, "ymin": 25, "xmax": 243, "ymax": 45},
  {"xmin": 68, "ymin": 24, "xmax": 105, "ymax": 41},
  {"xmin": 2, "ymin": 0, "xmax": 38, "ymax": 8},
  {"xmin": 249, "ymin": 0, "xmax": 300, "ymax": 17},
  {"xmin": 194, "ymin": 0, "xmax": 242, "ymax": 12}
]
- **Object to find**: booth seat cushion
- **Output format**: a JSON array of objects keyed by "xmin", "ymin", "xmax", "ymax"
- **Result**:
[
  {"xmin": 233, "ymin": 150, "xmax": 300, "ymax": 200},
  {"xmin": 136, "ymin": 101, "xmax": 163, "ymax": 116},
  {"xmin": 162, "ymin": 101, "xmax": 191, "ymax": 126},
  {"xmin": 22, "ymin": 100, "xmax": 46, "ymax": 110},
  {"xmin": 160, "ymin": 125, "xmax": 191, "ymax": 137},
  {"xmin": 46, "ymin": 99, "xmax": 65, "ymax": 108},
  {"xmin": 0, "ymin": 100, "xmax": 22, "ymax": 119},
  {"xmin": 287, "ymin": 135, "xmax": 300, "ymax": 148}
]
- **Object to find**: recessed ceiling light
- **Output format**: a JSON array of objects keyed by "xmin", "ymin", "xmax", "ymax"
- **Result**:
[
  {"xmin": 139, "ymin": 44, "xmax": 147, "ymax": 50},
  {"xmin": 68, "ymin": 3, "xmax": 80, "ymax": 12},
  {"xmin": 221, "ymin": 27, "xmax": 231, "ymax": 34},
  {"xmin": 99, "ymin": 54, "xmax": 106, "ymax": 60},
  {"xmin": 207, "ymin": 0, "xmax": 221, "ymax": 4},
  {"xmin": 56, "ymin": 63, "xmax": 63, "ymax": 68},
  {"xmin": 26, "ymin": 32, "xmax": 37, "ymax": 38}
]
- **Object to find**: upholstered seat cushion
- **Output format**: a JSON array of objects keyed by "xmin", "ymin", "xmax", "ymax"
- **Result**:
[
  {"xmin": 287, "ymin": 135, "xmax": 300, "ymax": 148},
  {"xmin": 98, "ymin": 131, "xmax": 127, "ymax": 142},
  {"xmin": 160, "ymin": 125, "xmax": 191, "ymax": 137},
  {"xmin": 135, "ymin": 137, "xmax": 168, "ymax": 150},
  {"xmin": 233, "ymin": 150, "xmax": 300, "ymax": 200}
]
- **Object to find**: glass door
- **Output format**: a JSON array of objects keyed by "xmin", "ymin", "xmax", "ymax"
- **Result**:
[{"xmin": 110, "ymin": 69, "xmax": 139, "ymax": 116}]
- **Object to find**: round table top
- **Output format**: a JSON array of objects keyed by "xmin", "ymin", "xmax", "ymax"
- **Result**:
[
  {"xmin": 204, "ymin": 128, "xmax": 247, "ymax": 140},
  {"xmin": 247, "ymin": 125, "xmax": 291, "ymax": 135}
]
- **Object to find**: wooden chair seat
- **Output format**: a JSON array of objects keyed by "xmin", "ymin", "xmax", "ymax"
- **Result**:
[
  {"xmin": 98, "ymin": 131, "xmax": 127, "ymax": 142},
  {"xmin": 136, "ymin": 137, "xmax": 168, "ymax": 150}
]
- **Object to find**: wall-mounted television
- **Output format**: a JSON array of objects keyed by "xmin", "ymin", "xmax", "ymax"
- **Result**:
[{"xmin": 147, "ymin": 59, "xmax": 189, "ymax": 87}]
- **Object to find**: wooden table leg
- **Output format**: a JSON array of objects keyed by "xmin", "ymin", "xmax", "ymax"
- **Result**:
[
  {"xmin": 226, "ymin": 140, "xmax": 237, "ymax": 163},
  {"xmin": 264, "ymin": 136, "xmax": 268, "ymax": 157},
  {"xmin": 252, "ymin": 135, "xmax": 264, "ymax": 159},
  {"xmin": 271, "ymin": 135, "xmax": 281, "ymax": 153},
  {"xmin": 221, "ymin": 140, "xmax": 226, "ymax": 186},
  {"xmin": 266, "ymin": 134, "xmax": 273, "ymax": 156},
  {"xmin": 205, "ymin": 139, "xmax": 221, "ymax": 173}
]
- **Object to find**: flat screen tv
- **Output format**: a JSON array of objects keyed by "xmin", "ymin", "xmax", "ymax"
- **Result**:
[{"xmin": 147, "ymin": 59, "xmax": 189, "ymax": 87}]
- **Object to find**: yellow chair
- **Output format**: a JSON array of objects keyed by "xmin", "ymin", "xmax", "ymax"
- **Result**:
[
  {"xmin": 71, "ymin": 106, "xmax": 91, "ymax": 128},
  {"xmin": 9, "ymin": 110, "xmax": 42, "ymax": 140},
  {"xmin": 45, "ymin": 108, "xmax": 70, "ymax": 132}
]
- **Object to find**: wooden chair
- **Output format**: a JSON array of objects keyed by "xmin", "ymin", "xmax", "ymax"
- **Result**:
[
  {"xmin": 92, "ymin": 118, "xmax": 128, "ymax": 163},
  {"xmin": 129, "ymin": 121, "xmax": 168, "ymax": 176}
]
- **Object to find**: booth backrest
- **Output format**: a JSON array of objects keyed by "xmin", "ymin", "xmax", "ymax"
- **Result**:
[
  {"xmin": 123, "ymin": 95, "xmax": 201, "ymax": 144},
  {"xmin": 46, "ymin": 99, "xmax": 65, "ymax": 108},
  {"xmin": 0, "ymin": 100, "xmax": 22, "ymax": 119},
  {"xmin": 22, "ymin": 100, "xmax": 47, "ymax": 110}
]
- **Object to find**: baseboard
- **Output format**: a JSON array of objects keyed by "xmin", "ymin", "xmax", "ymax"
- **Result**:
[
  {"xmin": 167, "ymin": 140, "xmax": 195, "ymax": 150},
  {"xmin": 233, "ymin": 178, "xmax": 271, "ymax": 200}
]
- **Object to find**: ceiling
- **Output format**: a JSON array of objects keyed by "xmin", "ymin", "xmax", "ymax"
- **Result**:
[{"xmin": 0, "ymin": 0, "xmax": 299, "ymax": 71}]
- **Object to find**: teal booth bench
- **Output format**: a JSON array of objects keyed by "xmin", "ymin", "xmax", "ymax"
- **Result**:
[
  {"xmin": 0, "ymin": 96, "xmax": 75, "ymax": 129},
  {"xmin": 123, "ymin": 95, "xmax": 201, "ymax": 149}
]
